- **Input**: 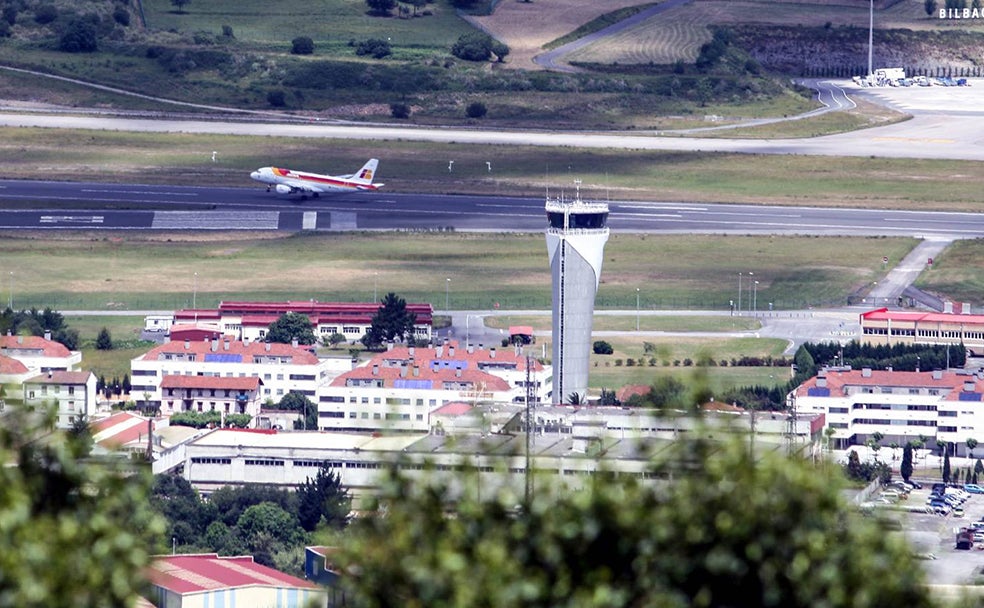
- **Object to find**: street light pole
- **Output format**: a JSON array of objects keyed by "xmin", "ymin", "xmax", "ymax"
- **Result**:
[
  {"xmin": 753, "ymin": 280, "xmax": 759, "ymax": 316},
  {"xmin": 445, "ymin": 277, "xmax": 450, "ymax": 311},
  {"xmin": 636, "ymin": 288, "xmax": 640, "ymax": 331},
  {"xmin": 8, "ymin": 271, "xmax": 12, "ymax": 309},
  {"xmin": 374, "ymin": 272, "xmax": 378, "ymax": 303},
  {"xmin": 738, "ymin": 272, "xmax": 742, "ymax": 317},
  {"xmin": 193, "ymin": 272, "xmax": 198, "ymax": 309},
  {"xmin": 747, "ymin": 272, "xmax": 754, "ymax": 314}
]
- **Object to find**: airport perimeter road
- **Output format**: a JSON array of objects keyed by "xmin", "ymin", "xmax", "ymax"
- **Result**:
[
  {"xmin": 3, "ymin": 180, "xmax": 984, "ymax": 236},
  {"xmin": 2, "ymin": 78, "xmax": 984, "ymax": 161}
]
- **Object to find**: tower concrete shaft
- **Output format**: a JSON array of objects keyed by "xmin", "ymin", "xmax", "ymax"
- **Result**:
[{"xmin": 545, "ymin": 190, "xmax": 609, "ymax": 404}]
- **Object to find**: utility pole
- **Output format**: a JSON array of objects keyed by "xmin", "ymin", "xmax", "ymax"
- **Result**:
[{"xmin": 525, "ymin": 353, "xmax": 535, "ymax": 505}]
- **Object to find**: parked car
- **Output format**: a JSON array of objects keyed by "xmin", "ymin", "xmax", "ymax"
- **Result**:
[{"xmin": 954, "ymin": 506, "xmax": 965, "ymax": 517}]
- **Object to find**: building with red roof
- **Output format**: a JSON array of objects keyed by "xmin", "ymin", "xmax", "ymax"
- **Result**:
[
  {"xmin": 318, "ymin": 340, "xmax": 551, "ymax": 432},
  {"xmin": 173, "ymin": 299, "xmax": 434, "ymax": 345},
  {"xmin": 23, "ymin": 370, "xmax": 96, "ymax": 429},
  {"xmin": 160, "ymin": 375, "xmax": 263, "ymax": 420},
  {"xmin": 145, "ymin": 553, "xmax": 323, "ymax": 608},
  {"xmin": 791, "ymin": 365, "xmax": 984, "ymax": 455},
  {"xmin": 0, "ymin": 333, "xmax": 82, "ymax": 394},
  {"xmin": 130, "ymin": 336, "xmax": 352, "ymax": 416},
  {"xmin": 860, "ymin": 307, "xmax": 984, "ymax": 356},
  {"xmin": 91, "ymin": 411, "xmax": 156, "ymax": 457}
]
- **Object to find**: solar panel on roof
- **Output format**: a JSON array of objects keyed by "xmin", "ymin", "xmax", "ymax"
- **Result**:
[
  {"xmin": 430, "ymin": 360, "xmax": 468, "ymax": 371},
  {"xmin": 394, "ymin": 379, "xmax": 433, "ymax": 390},
  {"xmin": 204, "ymin": 353, "xmax": 243, "ymax": 363},
  {"xmin": 958, "ymin": 392, "xmax": 982, "ymax": 401}
]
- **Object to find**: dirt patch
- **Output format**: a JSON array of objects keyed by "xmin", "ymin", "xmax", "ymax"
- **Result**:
[{"xmin": 469, "ymin": 0, "xmax": 646, "ymax": 69}]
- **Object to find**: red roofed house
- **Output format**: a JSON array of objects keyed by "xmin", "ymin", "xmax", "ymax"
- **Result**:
[
  {"xmin": 174, "ymin": 299, "xmax": 434, "ymax": 345},
  {"xmin": 159, "ymin": 375, "xmax": 263, "ymax": 420},
  {"xmin": 791, "ymin": 366, "xmax": 984, "ymax": 454},
  {"xmin": 23, "ymin": 370, "xmax": 97, "ymax": 429},
  {"xmin": 145, "ymin": 553, "xmax": 324, "ymax": 608},
  {"xmin": 131, "ymin": 336, "xmax": 352, "ymax": 416},
  {"xmin": 860, "ymin": 307, "xmax": 984, "ymax": 356},
  {"xmin": 91, "ymin": 411, "xmax": 156, "ymax": 457},
  {"xmin": 318, "ymin": 340, "xmax": 551, "ymax": 432},
  {"xmin": 0, "ymin": 333, "xmax": 83, "ymax": 403}
]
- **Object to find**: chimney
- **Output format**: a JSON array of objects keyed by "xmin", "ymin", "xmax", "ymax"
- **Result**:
[
  {"xmin": 291, "ymin": 338, "xmax": 298, "ymax": 348},
  {"xmin": 933, "ymin": 369, "xmax": 943, "ymax": 380},
  {"xmin": 184, "ymin": 339, "xmax": 190, "ymax": 350},
  {"xmin": 211, "ymin": 339, "xmax": 218, "ymax": 352},
  {"xmin": 965, "ymin": 381, "xmax": 975, "ymax": 392},
  {"xmin": 436, "ymin": 345, "xmax": 444, "ymax": 358},
  {"xmin": 490, "ymin": 347, "xmax": 496, "ymax": 359},
  {"xmin": 164, "ymin": 336, "xmax": 171, "ymax": 344},
  {"xmin": 449, "ymin": 345, "xmax": 455, "ymax": 357},
  {"xmin": 412, "ymin": 366, "xmax": 419, "ymax": 377},
  {"xmin": 409, "ymin": 346, "xmax": 415, "ymax": 358},
  {"xmin": 223, "ymin": 340, "xmax": 230, "ymax": 351},
  {"xmin": 861, "ymin": 368, "xmax": 871, "ymax": 378},
  {"xmin": 17, "ymin": 335, "xmax": 23, "ymax": 344},
  {"xmin": 468, "ymin": 345, "xmax": 474, "ymax": 354},
  {"xmin": 401, "ymin": 365, "xmax": 408, "ymax": 378},
  {"xmin": 44, "ymin": 331, "xmax": 51, "ymax": 341},
  {"xmin": 456, "ymin": 367, "xmax": 462, "ymax": 378},
  {"xmin": 817, "ymin": 377, "xmax": 827, "ymax": 388},
  {"xmin": 265, "ymin": 342, "xmax": 271, "ymax": 352},
  {"xmin": 372, "ymin": 365, "xmax": 379, "ymax": 376},
  {"xmin": 887, "ymin": 366, "xmax": 893, "ymax": 373},
  {"xmin": 387, "ymin": 342, "xmax": 394, "ymax": 352}
]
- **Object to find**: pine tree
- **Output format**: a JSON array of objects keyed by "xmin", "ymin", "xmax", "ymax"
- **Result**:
[{"xmin": 296, "ymin": 462, "xmax": 351, "ymax": 532}]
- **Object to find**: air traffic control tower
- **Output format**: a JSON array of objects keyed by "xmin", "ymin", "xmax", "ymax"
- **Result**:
[{"xmin": 545, "ymin": 182, "xmax": 609, "ymax": 403}]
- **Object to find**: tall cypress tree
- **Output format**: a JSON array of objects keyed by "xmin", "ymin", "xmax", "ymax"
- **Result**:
[{"xmin": 900, "ymin": 444, "xmax": 913, "ymax": 482}]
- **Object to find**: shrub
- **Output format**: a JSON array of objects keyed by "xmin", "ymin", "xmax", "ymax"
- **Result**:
[
  {"xmin": 266, "ymin": 89, "xmax": 286, "ymax": 107},
  {"xmin": 390, "ymin": 102, "xmax": 411, "ymax": 119},
  {"xmin": 34, "ymin": 4, "xmax": 57, "ymax": 24},
  {"xmin": 451, "ymin": 32, "xmax": 493, "ymax": 62},
  {"xmin": 465, "ymin": 101, "xmax": 487, "ymax": 118},
  {"xmin": 112, "ymin": 7, "xmax": 130, "ymax": 26},
  {"xmin": 592, "ymin": 340, "xmax": 613, "ymax": 355},
  {"xmin": 355, "ymin": 38, "xmax": 391, "ymax": 59},
  {"xmin": 291, "ymin": 36, "xmax": 314, "ymax": 55},
  {"xmin": 221, "ymin": 24, "xmax": 234, "ymax": 38}
]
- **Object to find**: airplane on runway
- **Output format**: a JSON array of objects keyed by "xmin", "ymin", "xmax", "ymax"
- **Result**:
[{"xmin": 250, "ymin": 159, "xmax": 383, "ymax": 196}]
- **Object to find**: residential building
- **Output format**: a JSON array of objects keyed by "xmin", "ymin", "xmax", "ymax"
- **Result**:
[
  {"xmin": 159, "ymin": 375, "xmax": 264, "ymax": 420},
  {"xmin": 23, "ymin": 370, "xmax": 97, "ymax": 429},
  {"xmin": 0, "ymin": 333, "xmax": 82, "ymax": 373},
  {"xmin": 317, "ymin": 341, "xmax": 551, "ymax": 432},
  {"xmin": 174, "ymin": 300, "xmax": 434, "ymax": 344},
  {"xmin": 145, "ymin": 553, "xmax": 324, "ymax": 608},
  {"xmin": 130, "ymin": 336, "xmax": 351, "ymax": 414},
  {"xmin": 860, "ymin": 307, "xmax": 984, "ymax": 356},
  {"xmin": 90, "ymin": 411, "xmax": 155, "ymax": 457},
  {"xmin": 0, "ymin": 354, "xmax": 32, "ymax": 403},
  {"xmin": 791, "ymin": 366, "xmax": 984, "ymax": 455}
]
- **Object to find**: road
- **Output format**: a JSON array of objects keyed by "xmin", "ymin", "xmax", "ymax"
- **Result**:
[{"xmin": 4, "ymin": 179, "xmax": 984, "ymax": 236}]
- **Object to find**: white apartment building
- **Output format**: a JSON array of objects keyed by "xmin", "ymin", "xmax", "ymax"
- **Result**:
[
  {"xmin": 23, "ymin": 370, "xmax": 97, "ymax": 429},
  {"xmin": 130, "ymin": 336, "xmax": 351, "ymax": 414},
  {"xmin": 159, "ymin": 375, "xmax": 264, "ymax": 421},
  {"xmin": 791, "ymin": 366, "xmax": 984, "ymax": 455},
  {"xmin": 317, "ymin": 341, "xmax": 552, "ymax": 432},
  {"xmin": 0, "ymin": 333, "xmax": 84, "ymax": 403}
]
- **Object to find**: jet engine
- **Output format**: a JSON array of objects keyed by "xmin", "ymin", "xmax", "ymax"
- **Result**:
[{"xmin": 275, "ymin": 184, "xmax": 293, "ymax": 194}]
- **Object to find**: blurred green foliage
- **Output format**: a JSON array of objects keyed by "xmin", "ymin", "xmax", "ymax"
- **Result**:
[
  {"xmin": 0, "ymin": 404, "xmax": 165, "ymax": 606},
  {"xmin": 339, "ymin": 435, "xmax": 934, "ymax": 608}
]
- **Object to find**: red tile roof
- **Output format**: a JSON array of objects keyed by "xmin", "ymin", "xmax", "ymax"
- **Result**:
[
  {"xmin": 794, "ymin": 368, "xmax": 980, "ymax": 397},
  {"xmin": 24, "ymin": 371, "xmax": 93, "ymax": 385},
  {"xmin": 0, "ymin": 334, "xmax": 72, "ymax": 357},
  {"xmin": 92, "ymin": 412, "xmax": 152, "ymax": 448},
  {"xmin": 139, "ymin": 339, "xmax": 319, "ymax": 365},
  {"xmin": 0, "ymin": 354, "xmax": 28, "ymax": 374},
  {"xmin": 860, "ymin": 307, "xmax": 984, "ymax": 326},
  {"xmin": 332, "ymin": 365, "xmax": 511, "ymax": 391},
  {"xmin": 431, "ymin": 402, "xmax": 474, "ymax": 416},
  {"xmin": 147, "ymin": 554, "xmax": 318, "ymax": 594},
  {"xmin": 160, "ymin": 375, "xmax": 261, "ymax": 391}
]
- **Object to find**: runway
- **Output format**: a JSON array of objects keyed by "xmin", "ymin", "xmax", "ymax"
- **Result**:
[{"xmin": 2, "ymin": 178, "xmax": 983, "ymax": 237}]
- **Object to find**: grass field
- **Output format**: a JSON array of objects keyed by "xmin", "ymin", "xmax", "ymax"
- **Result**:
[
  {"xmin": 914, "ymin": 239, "xmax": 984, "ymax": 307},
  {"xmin": 7, "ymin": 127, "xmax": 984, "ymax": 209},
  {"xmin": 0, "ymin": 231, "xmax": 916, "ymax": 312}
]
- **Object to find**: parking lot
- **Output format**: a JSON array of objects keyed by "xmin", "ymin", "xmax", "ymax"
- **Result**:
[{"xmin": 875, "ymin": 484, "xmax": 984, "ymax": 585}]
